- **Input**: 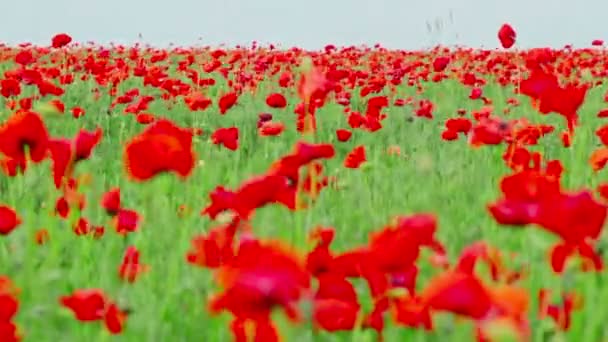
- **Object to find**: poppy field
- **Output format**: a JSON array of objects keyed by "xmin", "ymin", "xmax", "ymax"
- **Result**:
[{"xmin": 3, "ymin": 26, "xmax": 608, "ymax": 341}]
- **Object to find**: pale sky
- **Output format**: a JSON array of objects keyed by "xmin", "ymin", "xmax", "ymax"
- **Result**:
[{"xmin": 1, "ymin": 0, "xmax": 606, "ymax": 49}]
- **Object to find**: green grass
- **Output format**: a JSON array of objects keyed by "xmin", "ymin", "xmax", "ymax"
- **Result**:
[{"xmin": 2, "ymin": 48, "xmax": 608, "ymax": 342}]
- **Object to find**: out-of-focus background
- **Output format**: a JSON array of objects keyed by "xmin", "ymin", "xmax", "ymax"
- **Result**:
[{"xmin": 1, "ymin": 0, "xmax": 604, "ymax": 49}]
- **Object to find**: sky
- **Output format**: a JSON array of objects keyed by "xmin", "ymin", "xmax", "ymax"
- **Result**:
[{"xmin": 1, "ymin": 0, "xmax": 606, "ymax": 50}]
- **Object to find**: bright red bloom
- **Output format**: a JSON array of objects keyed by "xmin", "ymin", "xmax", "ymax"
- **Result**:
[
  {"xmin": 60, "ymin": 289, "xmax": 107, "ymax": 321},
  {"xmin": 265, "ymin": 93, "xmax": 287, "ymax": 108},
  {"xmin": 55, "ymin": 196, "xmax": 70, "ymax": 218},
  {"xmin": 0, "ymin": 278, "xmax": 19, "ymax": 322},
  {"xmin": 60, "ymin": 289, "xmax": 127, "ymax": 334},
  {"xmin": 468, "ymin": 116, "xmax": 513, "ymax": 147},
  {"xmin": 101, "ymin": 188, "xmax": 121, "ymax": 215},
  {"xmin": 74, "ymin": 128, "xmax": 102, "ymax": 162},
  {"xmin": 0, "ymin": 206, "xmax": 21, "ymax": 235},
  {"xmin": 48, "ymin": 138, "xmax": 73, "ymax": 189},
  {"xmin": 344, "ymin": 145, "xmax": 366, "ymax": 168},
  {"xmin": 51, "ymin": 33, "xmax": 72, "ymax": 48},
  {"xmin": 432, "ymin": 56, "xmax": 450, "ymax": 72},
  {"xmin": 184, "ymin": 92, "xmax": 212, "ymax": 111},
  {"xmin": 442, "ymin": 117, "xmax": 472, "ymax": 141},
  {"xmin": 71, "ymin": 107, "xmax": 85, "ymax": 118},
  {"xmin": 14, "ymin": 50, "xmax": 34, "ymax": 66},
  {"xmin": 335, "ymin": 129, "xmax": 352, "ymax": 142},
  {"xmin": 423, "ymin": 271, "xmax": 493, "ymax": 319},
  {"xmin": 0, "ymin": 79, "xmax": 21, "ymax": 98},
  {"xmin": 489, "ymin": 169, "xmax": 607, "ymax": 273},
  {"xmin": 136, "ymin": 113, "xmax": 155, "ymax": 124},
  {"xmin": 187, "ymin": 219, "xmax": 238, "ymax": 268},
  {"xmin": 48, "ymin": 128, "xmax": 102, "ymax": 188},
  {"xmin": 0, "ymin": 111, "xmax": 49, "ymax": 172},
  {"xmin": 592, "ymin": 39, "xmax": 604, "ymax": 46},
  {"xmin": 124, "ymin": 119, "xmax": 196, "ymax": 181},
  {"xmin": 118, "ymin": 246, "xmax": 149, "ymax": 283},
  {"xmin": 441, "ymin": 129, "xmax": 458, "ymax": 141},
  {"xmin": 211, "ymin": 127, "xmax": 239, "ymax": 150},
  {"xmin": 519, "ymin": 68, "xmax": 559, "ymax": 100},
  {"xmin": 498, "ymin": 24, "xmax": 516, "ymax": 49},
  {"xmin": 488, "ymin": 170, "xmax": 561, "ymax": 225},
  {"xmin": 259, "ymin": 122, "xmax": 285, "ymax": 137},
  {"xmin": 0, "ymin": 322, "xmax": 20, "ymax": 342},
  {"xmin": 0, "ymin": 276, "xmax": 20, "ymax": 342},
  {"xmin": 469, "ymin": 87, "xmax": 483, "ymax": 100},
  {"xmin": 209, "ymin": 239, "xmax": 310, "ymax": 341},
  {"xmin": 313, "ymin": 274, "xmax": 360, "ymax": 331},
  {"xmin": 203, "ymin": 141, "xmax": 335, "ymax": 219},
  {"xmin": 114, "ymin": 209, "xmax": 140, "ymax": 235},
  {"xmin": 103, "ymin": 303, "xmax": 127, "ymax": 335},
  {"xmin": 415, "ymin": 99, "xmax": 434, "ymax": 119},
  {"xmin": 218, "ymin": 92, "xmax": 238, "ymax": 114},
  {"xmin": 203, "ymin": 175, "xmax": 293, "ymax": 220},
  {"xmin": 317, "ymin": 214, "xmax": 444, "ymax": 301}
]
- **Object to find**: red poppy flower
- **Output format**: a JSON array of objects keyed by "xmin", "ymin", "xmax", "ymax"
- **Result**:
[
  {"xmin": 209, "ymin": 239, "xmax": 310, "ymax": 341},
  {"xmin": 118, "ymin": 246, "xmax": 149, "ymax": 283},
  {"xmin": 48, "ymin": 128, "xmax": 102, "ymax": 189},
  {"xmin": 321, "ymin": 214, "xmax": 444, "ymax": 301},
  {"xmin": 74, "ymin": 128, "xmax": 102, "ymax": 162},
  {"xmin": 184, "ymin": 92, "xmax": 212, "ymax": 111},
  {"xmin": 268, "ymin": 141, "xmax": 336, "ymax": 183},
  {"xmin": 60, "ymin": 289, "xmax": 107, "ymax": 321},
  {"xmin": 469, "ymin": 87, "xmax": 483, "ymax": 100},
  {"xmin": 218, "ymin": 92, "xmax": 238, "ymax": 114},
  {"xmin": 203, "ymin": 174, "xmax": 293, "ymax": 220},
  {"xmin": 432, "ymin": 56, "xmax": 450, "ymax": 72},
  {"xmin": 136, "ymin": 113, "xmax": 155, "ymax": 124},
  {"xmin": 55, "ymin": 196, "xmax": 70, "ymax": 218},
  {"xmin": 498, "ymin": 24, "xmax": 516, "ymax": 49},
  {"xmin": 60, "ymin": 289, "xmax": 127, "ymax": 334},
  {"xmin": 101, "ymin": 188, "xmax": 121, "ymax": 215},
  {"xmin": 187, "ymin": 219, "xmax": 238, "ymax": 269},
  {"xmin": 0, "ymin": 79, "xmax": 21, "ymax": 98},
  {"xmin": 71, "ymin": 107, "xmax": 85, "ymax": 118},
  {"xmin": 0, "ymin": 321, "xmax": 20, "ymax": 342},
  {"xmin": 344, "ymin": 145, "xmax": 366, "ymax": 168},
  {"xmin": 259, "ymin": 122, "xmax": 285, "ymax": 137},
  {"xmin": 51, "ymin": 33, "xmax": 72, "ymax": 48},
  {"xmin": 489, "ymin": 169, "xmax": 607, "ymax": 273},
  {"xmin": 335, "ymin": 129, "xmax": 352, "ymax": 142},
  {"xmin": 211, "ymin": 127, "xmax": 239, "ymax": 150},
  {"xmin": 124, "ymin": 119, "xmax": 196, "ymax": 181},
  {"xmin": 0, "ymin": 206, "xmax": 21, "ymax": 235},
  {"xmin": 114, "ymin": 209, "xmax": 140, "ymax": 235},
  {"xmin": 14, "ymin": 50, "xmax": 34, "ymax": 66},
  {"xmin": 0, "ymin": 110, "xmax": 49, "ymax": 172},
  {"xmin": 265, "ymin": 93, "xmax": 287, "ymax": 108},
  {"xmin": 0, "ymin": 282, "xmax": 18, "ymax": 323},
  {"xmin": 313, "ymin": 274, "xmax": 360, "ymax": 331},
  {"xmin": 423, "ymin": 271, "xmax": 493, "ymax": 319},
  {"xmin": 48, "ymin": 138, "xmax": 73, "ymax": 189},
  {"xmin": 0, "ymin": 276, "xmax": 20, "ymax": 342}
]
